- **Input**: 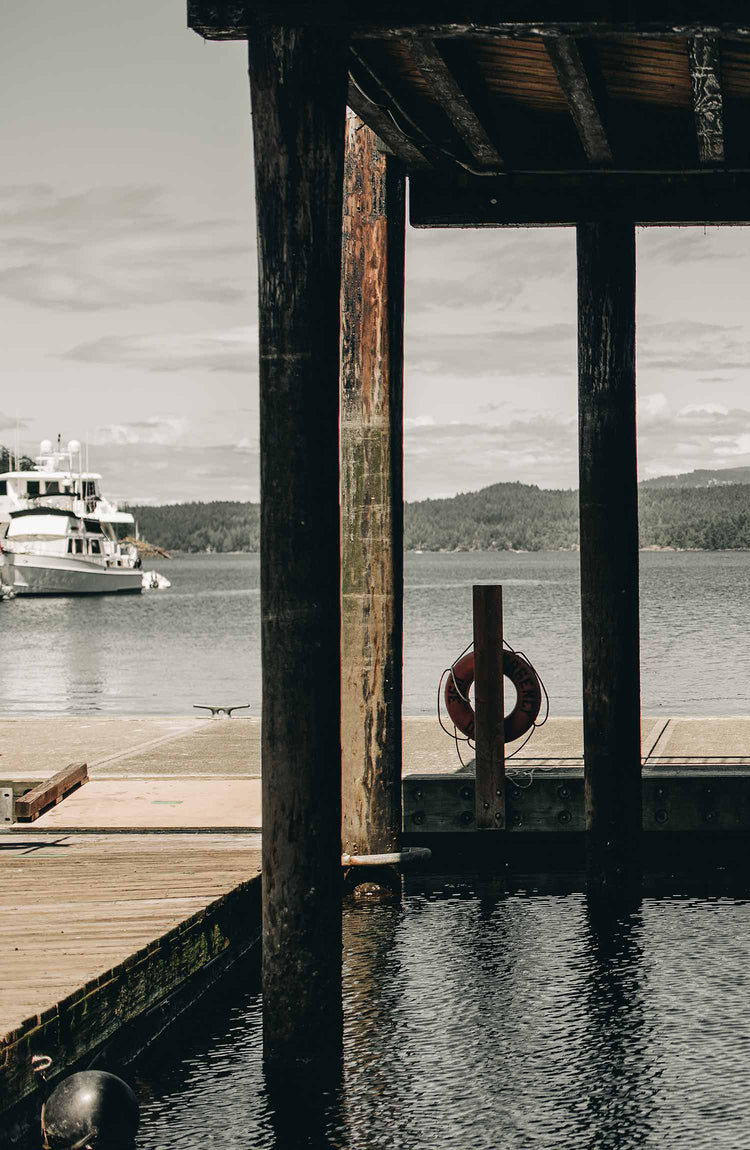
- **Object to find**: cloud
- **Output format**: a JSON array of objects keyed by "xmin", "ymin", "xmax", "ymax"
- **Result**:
[
  {"xmin": 408, "ymin": 320, "xmax": 576, "ymax": 380},
  {"xmin": 63, "ymin": 325, "xmax": 259, "ymax": 373},
  {"xmin": 0, "ymin": 183, "xmax": 254, "ymax": 312},
  {"xmin": 638, "ymin": 227, "xmax": 750, "ymax": 267},
  {"xmin": 637, "ymin": 397, "xmax": 750, "ymax": 477},
  {"xmin": 0, "ymin": 413, "xmax": 27, "ymax": 432},
  {"xmin": 93, "ymin": 417, "xmax": 188, "ymax": 447},
  {"xmin": 404, "ymin": 413, "xmax": 578, "ymax": 499},
  {"xmin": 638, "ymin": 318, "xmax": 750, "ymax": 372}
]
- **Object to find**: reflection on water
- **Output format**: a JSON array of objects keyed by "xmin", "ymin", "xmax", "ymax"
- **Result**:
[
  {"xmin": 132, "ymin": 878, "xmax": 750, "ymax": 1150},
  {"xmin": 0, "ymin": 554, "xmax": 259, "ymax": 715}
]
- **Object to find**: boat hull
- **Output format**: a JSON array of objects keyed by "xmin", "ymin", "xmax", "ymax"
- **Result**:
[{"xmin": 4, "ymin": 553, "xmax": 142, "ymax": 596}]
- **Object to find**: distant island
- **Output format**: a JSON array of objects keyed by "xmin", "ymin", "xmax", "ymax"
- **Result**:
[{"xmin": 126, "ymin": 466, "xmax": 750, "ymax": 553}]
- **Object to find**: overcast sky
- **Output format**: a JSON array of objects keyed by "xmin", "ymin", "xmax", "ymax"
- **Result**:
[{"xmin": 4, "ymin": 4, "xmax": 750, "ymax": 504}]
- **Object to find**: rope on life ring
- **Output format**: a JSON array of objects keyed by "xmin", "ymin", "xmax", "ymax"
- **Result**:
[{"xmin": 441, "ymin": 645, "xmax": 545, "ymax": 749}]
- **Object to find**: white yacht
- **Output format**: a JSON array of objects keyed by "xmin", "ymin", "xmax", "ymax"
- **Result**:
[
  {"xmin": 0, "ymin": 437, "xmax": 134, "ymax": 537},
  {"xmin": 2, "ymin": 508, "xmax": 142, "ymax": 595},
  {"xmin": 0, "ymin": 438, "xmax": 144, "ymax": 596}
]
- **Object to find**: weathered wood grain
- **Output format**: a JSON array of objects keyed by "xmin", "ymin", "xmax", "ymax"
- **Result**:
[
  {"xmin": 340, "ymin": 117, "xmax": 405, "ymax": 875},
  {"xmin": 689, "ymin": 35, "xmax": 724, "ymax": 164},
  {"xmin": 247, "ymin": 23, "xmax": 347, "ymax": 1070},
  {"xmin": 472, "ymin": 586, "xmax": 505, "ymax": 830},
  {"xmin": 14, "ymin": 764, "xmax": 88, "ymax": 822},
  {"xmin": 577, "ymin": 221, "xmax": 641, "ymax": 892},
  {"xmin": 545, "ymin": 36, "xmax": 612, "ymax": 165},
  {"xmin": 405, "ymin": 37, "xmax": 503, "ymax": 168}
]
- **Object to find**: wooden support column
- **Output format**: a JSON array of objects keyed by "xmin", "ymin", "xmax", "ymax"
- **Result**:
[
  {"xmin": 473, "ymin": 585, "xmax": 505, "ymax": 830},
  {"xmin": 577, "ymin": 222, "xmax": 641, "ymax": 893},
  {"xmin": 248, "ymin": 24, "xmax": 348, "ymax": 1071},
  {"xmin": 340, "ymin": 115, "xmax": 405, "ymax": 896}
]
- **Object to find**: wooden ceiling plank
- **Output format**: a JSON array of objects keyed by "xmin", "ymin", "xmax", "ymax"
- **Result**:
[
  {"xmin": 545, "ymin": 37, "xmax": 613, "ymax": 165},
  {"xmin": 346, "ymin": 77, "xmax": 431, "ymax": 168},
  {"xmin": 405, "ymin": 37, "xmax": 504, "ymax": 168},
  {"xmin": 689, "ymin": 35, "xmax": 725, "ymax": 164}
]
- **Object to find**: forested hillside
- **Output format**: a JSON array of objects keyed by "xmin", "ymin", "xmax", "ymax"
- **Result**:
[
  {"xmin": 405, "ymin": 482, "xmax": 579, "ymax": 551},
  {"xmin": 125, "ymin": 480, "xmax": 750, "ymax": 552},
  {"xmin": 405, "ymin": 481, "xmax": 750, "ymax": 551},
  {"xmin": 128, "ymin": 502, "xmax": 259, "ymax": 552}
]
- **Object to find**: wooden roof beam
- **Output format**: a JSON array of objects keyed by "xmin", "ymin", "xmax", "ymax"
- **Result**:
[
  {"xmin": 410, "ymin": 169, "xmax": 750, "ymax": 227},
  {"xmin": 689, "ymin": 35, "xmax": 725, "ymax": 165},
  {"xmin": 188, "ymin": 4, "xmax": 750, "ymax": 41},
  {"xmin": 348, "ymin": 47, "xmax": 453, "ymax": 171},
  {"xmin": 347, "ymin": 76, "xmax": 431, "ymax": 168},
  {"xmin": 405, "ymin": 37, "xmax": 504, "ymax": 170},
  {"xmin": 545, "ymin": 37, "xmax": 613, "ymax": 166}
]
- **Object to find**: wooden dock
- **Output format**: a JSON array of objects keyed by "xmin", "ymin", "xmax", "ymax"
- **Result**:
[
  {"xmin": 4, "ymin": 713, "xmax": 750, "ymax": 1133},
  {"xmin": 0, "ymin": 718, "xmax": 262, "ymax": 1139}
]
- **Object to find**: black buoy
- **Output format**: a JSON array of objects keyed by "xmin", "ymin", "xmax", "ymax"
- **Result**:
[{"xmin": 41, "ymin": 1070, "xmax": 139, "ymax": 1150}]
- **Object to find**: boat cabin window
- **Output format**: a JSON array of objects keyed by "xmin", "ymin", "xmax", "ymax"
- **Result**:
[
  {"xmin": 45, "ymin": 481, "xmax": 60, "ymax": 495},
  {"xmin": 0, "ymin": 481, "xmax": 6, "ymax": 496},
  {"xmin": 67, "ymin": 538, "xmax": 84, "ymax": 554},
  {"xmin": 83, "ymin": 480, "xmax": 98, "ymax": 499},
  {"xmin": 90, "ymin": 539, "xmax": 101, "ymax": 554},
  {"xmin": 27, "ymin": 481, "xmax": 40, "ymax": 498}
]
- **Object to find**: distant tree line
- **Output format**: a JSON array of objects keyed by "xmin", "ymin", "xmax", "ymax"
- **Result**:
[
  {"xmin": 127, "ymin": 501, "xmax": 259, "ymax": 552},
  {"xmin": 405, "ymin": 481, "xmax": 750, "ymax": 551},
  {"xmin": 8, "ymin": 440, "xmax": 750, "ymax": 551}
]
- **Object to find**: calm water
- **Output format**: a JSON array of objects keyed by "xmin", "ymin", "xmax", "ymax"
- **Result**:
[
  {"xmin": 4, "ymin": 549, "xmax": 750, "ymax": 716},
  {"xmin": 133, "ymin": 878, "xmax": 750, "ymax": 1150}
]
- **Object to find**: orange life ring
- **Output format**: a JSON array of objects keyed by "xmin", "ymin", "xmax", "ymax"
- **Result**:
[{"xmin": 444, "ymin": 650, "xmax": 542, "ymax": 743}]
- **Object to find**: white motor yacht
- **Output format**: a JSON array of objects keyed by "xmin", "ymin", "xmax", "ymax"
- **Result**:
[
  {"xmin": 1, "ymin": 507, "xmax": 142, "ymax": 595},
  {"xmin": 0, "ymin": 437, "xmax": 134, "ymax": 538}
]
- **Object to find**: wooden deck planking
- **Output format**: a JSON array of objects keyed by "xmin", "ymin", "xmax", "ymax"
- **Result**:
[
  {"xmin": 0, "ymin": 833, "xmax": 260, "ymax": 1037},
  {"xmin": 23, "ymin": 778, "xmax": 262, "ymax": 831}
]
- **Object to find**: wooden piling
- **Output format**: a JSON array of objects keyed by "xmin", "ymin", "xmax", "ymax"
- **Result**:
[
  {"xmin": 340, "ymin": 115, "xmax": 406, "ymax": 893},
  {"xmin": 248, "ymin": 24, "xmax": 348, "ymax": 1069},
  {"xmin": 473, "ymin": 585, "xmax": 505, "ymax": 830},
  {"xmin": 577, "ymin": 221, "xmax": 642, "ymax": 891}
]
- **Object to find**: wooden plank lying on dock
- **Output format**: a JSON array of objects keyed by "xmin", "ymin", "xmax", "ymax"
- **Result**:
[
  {"xmin": 0, "ymin": 833, "xmax": 261, "ymax": 1126},
  {"xmin": 14, "ymin": 764, "xmax": 88, "ymax": 823}
]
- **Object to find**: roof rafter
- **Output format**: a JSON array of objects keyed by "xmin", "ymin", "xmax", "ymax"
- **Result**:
[
  {"xmin": 545, "ymin": 37, "xmax": 613, "ymax": 166},
  {"xmin": 346, "ymin": 76, "xmax": 430, "ymax": 168},
  {"xmin": 404, "ymin": 37, "xmax": 503, "ymax": 170},
  {"xmin": 349, "ymin": 47, "xmax": 459, "ymax": 171},
  {"xmin": 688, "ymin": 35, "xmax": 725, "ymax": 165}
]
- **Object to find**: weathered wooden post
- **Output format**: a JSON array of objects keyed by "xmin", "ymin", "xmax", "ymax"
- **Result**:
[
  {"xmin": 340, "ymin": 115, "xmax": 406, "ymax": 896},
  {"xmin": 473, "ymin": 585, "xmax": 505, "ymax": 830},
  {"xmin": 248, "ymin": 23, "xmax": 348, "ymax": 1070},
  {"xmin": 577, "ymin": 221, "xmax": 642, "ymax": 892}
]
